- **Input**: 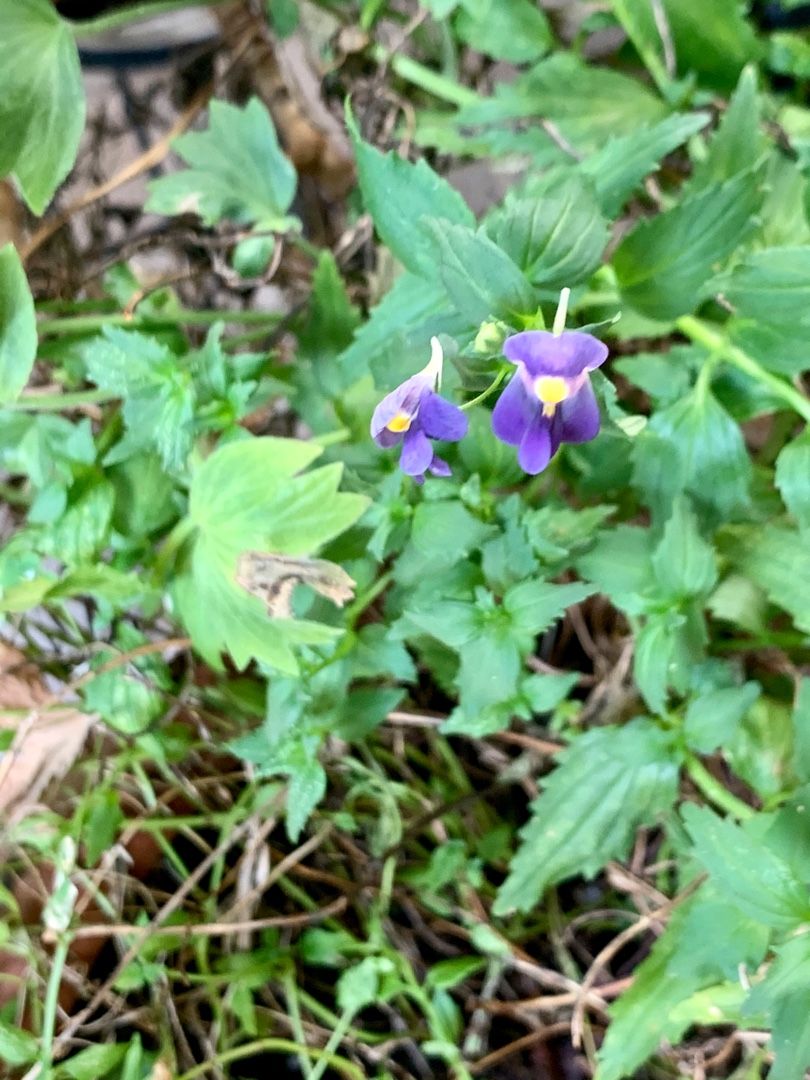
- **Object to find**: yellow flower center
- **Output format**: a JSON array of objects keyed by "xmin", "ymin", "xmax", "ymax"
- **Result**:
[
  {"xmin": 387, "ymin": 412, "xmax": 412, "ymax": 433},
  {"xmin": 534, "ymin": 376, "xmax": 569, "ymax": 417}
]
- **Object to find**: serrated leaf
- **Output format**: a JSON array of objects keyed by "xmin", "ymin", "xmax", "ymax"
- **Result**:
[
  {"xmin": 651, "ymin": 496, "xmax": 717, "ymax": 600},
  {"xmin": 613, "ymin": 171, "xmax": 761, "ymax": 319},
  {"xmin": 0, "ymin": 1021, "xmax": 38, "ymax": 1067},
  {"xmin": 775, "ymin": 430, "xmax": 810, "ymax": 533},
  {"xmin": 0, "ymin": 0, "xmax": 85, "ymax": 214},
  {"xmin": 714, "ymin": 246, "xmax": 810, "ymax": 327},
  {"xmin": 598, "ymin": 889, "xmax": 768, "ymax": 1080},
  {"xmin": 147, "ymin": 98, "xmax": 297, "ymax": 229},
  {"xmin": 419, "ymin": 219, "xmax": 535, "ymax": 324},
  {"xmin": 177, "ymin": 437, "xmax": 367, "ymax": 673},
  {"xmin": 0, "ymin": 244, "xmax": 36, "ymax": 404},
  {"xmin": 581, "ymin": 112, "xmax": 710, "ymax": 217},
  {"xmin": 722, "ymin": 524, "xmax": 810, "ymax": 634},
  {"xmin": 82, "ymin": 328, "xmax": 196, "ymax": 470},
  {"xmin": 575, "ymin": 525, "xmax": 655, "ymax": 614},
  {"xmin": 346, "ymin": 103, "xmax": 474, "ymax": 276},
  {"xmin": 455, "ymin": 0, "xmax": 551, "ymax": 63},
  {"xmin": 494, "ymin": 720, "xmax": 679, "ymax": 914},
  {"xmin": 634, "ymin": 608, "xmax": 698, "ymax": 715},
  {"xmin": 484, "ymin": 172, "xmax": 608, "ymax": 289},
  {"xmin": 689, "ymin": 66, "xmax": 765, "ymax": 191},
  {"xmin": 457, "ymin": 52, "xmax": 667, "ymax": 157},
  {"xmin": 684, "ymin": 681, "xmax": 761, "ymax": 753},
  {"xmin": 683, "ymin": 804, "xmax": 810, "ymax": 929},
  {"xmin": 502, "ymin": 578, "xmax": 593, "ymax": 639},
  {"xmin": 632, "ymin": 388, "xmax": 751, "ymax": 522}
]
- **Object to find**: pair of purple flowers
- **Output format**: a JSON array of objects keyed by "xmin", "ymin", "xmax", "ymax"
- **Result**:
[{"xmin": 370, "ymin": 292, "xmax": 609, "ymax": 481}]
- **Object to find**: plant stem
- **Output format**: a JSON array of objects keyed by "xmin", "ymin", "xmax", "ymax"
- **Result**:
[
  {"xmin": 685, "ymin": 754, "xmax": 755, "ymax": 820},
  {"xmin": 174, "ymin": 1038, "xmax": 365, "ymax": 1080},
  {"xmin": 368, "ymin": 43, "xmax": 479, "ymax": 108},
  {"xmin": 68, "ymin": 0, "xmax": 228, "ymax": 35},
  {"xmin": 5, "ymin": 389, "xmax": 116, "ymax": 412},
  {"xmin": 307, "ymin": 1009, "xmax": 356, "ymax": 1080},
  {"xmin": 677, "ymin": 315, "xmax": 810, "ymax": 423},
  {"xmin": 460, "ymin": 368, "xmax": 508, "ymax": 411},
  {"xmin": 38, "ymin": 935, "xmax": 71, "ymax": 1077},
  {"xmin": 37, "ymin": 310, "xmax": 284, "ymax": 337}
]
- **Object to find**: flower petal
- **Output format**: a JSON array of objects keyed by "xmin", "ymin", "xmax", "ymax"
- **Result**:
[
  {"xmin": 420, "ymin": 392, "xmax": 468, "ymax": 442},
  {"xmin": 518, "ymin": 414, "xmax": 553, "ymax": 474},
  {"xmin": 492, "ymin": 372, "xmax": 535, "ymax": 446},
  {"xmin": 399, "ymin": 425, "xmax": 434, "ymax": 476},
  {"xmin": 374, "ymin": 427, "xmax": 403, "ymax": 449},
  {"xmin": 370, "ymin": 373, "xmax": 429, "ymax": 438},
  {"xmin": 560, "ymin": 378, "xmax": 601, "ymax": 443},
  {"xmin": 429, "ymin": 454, "xmax": 452, "ymax": 477},
  {"xmin": 504, "ymin": 330, "xmax": 608, "ymax": 379}
]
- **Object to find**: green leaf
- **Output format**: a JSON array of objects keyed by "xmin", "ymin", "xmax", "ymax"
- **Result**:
[
  {"xmin": 454, "ymin": 0, "xmax": 551, "ymax": 63},
  {"xmin": 684, "ymin": 682, "xmax": 761, "ymax": 753},
  {"xmin": 146, "ymin": 98, "xmax": 297, "ymax": 229},
  {"xmin": 598, "ymin": 890, "xmax": 768, "ymax": 1080},
  {"xmin": 581, "ymin": 112, "xmax": 710, "ymax": 217},
  {"xmin": 632, "ymin": 388, "xmax": 751, "ymax": 522},
  {"xmin": 613, "ymin": 171, "xmax": 762, "ymax": 319},
  {"xmin": 792, "ymin": 679, "xmax": 810, "ymax": 783},
  {"xmin": 346, "ymin": 103, "xmax": 474, "ymax": 276},
  {"xmin": 722, "ymin": 524, "xmax": 810, "ymax": 634},
  {"xmin": 177, "ymin": 437, "xmax": 367, "ymax": 673},
  {"xmin": 713, "ymin": 246, "xmax": 810, "ymax": 327},
  {"xmin": 776, "ymin": 430, "xmax": 810, "ymax": 534},
  {"xmin": 484, "ymin": 173, "xmax": 608, "ymax": 289},
  {"xmin": 688, "ymin": 66, "xmax": 764, "ymax": 191},
  {"xmin": 769, "ymin": 991, "xmax": 810, "ymax": 1080},
  {"xmin": 494, "ymin": 720, "xmax": 679, "ymax": 914},
  {"xmin": 575, "ymin": 525, "xmax": 655, "ymax": 614},
  {"xmin": 634, "ymin": 607, "xmax": 704, "ymax": 715},
  {"xmin": 0, "ymin": 1021, "xmax": 38, "ymax": 1067},
  {"xmin": 82, "ymin": 328, "xmax": 195, "ymax": 470},
  {"xmin": 683, "ymin": 804, "xmax": 810, "ymax": 929},
  {"xmin": 610, "ymin": 0, "xmax": 763, "ymax": 92},
  {"xmin": 0, "ymin": 244, "xmax": 37, "ymax": 403},
  {"xmin": 502, "ymin": 578, "xmax": 594, "ymax": 640},
  {"xmin": 418, "ymin": 219, "xmax": 535, "ymax": 324},
  {"xmin": 339, "ymin": 272, "xmax": 468, "ymax": 388},
  {"xmin": 0, "ymin": 0, "xmax": 85, "ymax": 213},
  {"xmin": 457, "ymin": 52, "xmax": 667, "ymax": 157},
  {"xmin": 651, "ymin": 496, "xmax": 717, "ymax": 600},
  {"xmin": 58, "ymin": 1043, "xmax": 127, "ymax": 1080}
]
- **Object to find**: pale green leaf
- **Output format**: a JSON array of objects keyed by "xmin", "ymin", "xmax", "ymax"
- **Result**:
[
  {"xmin": 0, "ymin": 244, "xmax": 36, "ymax": 403},
  {"xmin": 722, "ymin": 524, "xmax": 810, "ymax": 634},
  {"xmin": 147, "ymin": 98, "xmax": 297, "ymax": 228},
  {"xmin": 792, "ymin": 678, "xmax": 810, "ymax": 783},
  {"xmin": 455, "ymin": 0, "xmax": 551, "ymax": 63},
  {"xmin": 689, "ymin": 66, "xmax": 765, "ymax": 190},
  {"xmin": 651, "ymin": 496, "xmax": 717, "ymax": 600},
  {"xmin": 0, "ymin": 0, "xmax": 85, "ymax": 213},
  {"xmin": 494, "ymin": 720, "xmax": 679, "ymax": 914},
  {"xmin": 714, "ymin": 246, "xmax": 810, "ymax": 327}
]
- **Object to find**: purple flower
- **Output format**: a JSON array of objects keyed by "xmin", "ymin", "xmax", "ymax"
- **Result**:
[
  {"xmin": 492, "ymin": 329, "xmax": 609, "ymax": 474},
  {"xmin": 371, "ymin": 337, "xmax": 468, "ymax": 481}
]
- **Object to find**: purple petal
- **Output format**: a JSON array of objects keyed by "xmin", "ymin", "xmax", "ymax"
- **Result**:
[
  {"xmin": 370, "ymin": 373, "xmax": 429, "ymax": 438},
  {"xmin": 429, "ymin": 454, "xmax": 452, "ymax": 477},
  {"xmin": 503, "ymin": 330, "xmax": 609, "ymax": 379},
  {"xmin": 492, "ymin": 372, "xmax": 535, "ymax": 446},
  {"xmin": 419, "ymin": 392, "xmax": 468, "ymax": 442},
  {"xmin": 399, "ymin": 425, "xmax": 434, "ymax": 476},
  {"xmin": 518, "ymin": 414, "xmax": 554, "ymax": 474},
  {"xmin": 374, "ymin": 427, "xmax": 403, "ymax": 449},
  {"xmin": 560, "ymin": 378, "xmax": 601, "ymax": 443}
]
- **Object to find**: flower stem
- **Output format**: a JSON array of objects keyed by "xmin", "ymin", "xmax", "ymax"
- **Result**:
[
  {"xmin": 460, "ymin": 368, "xmax": 508, "ymax": 411},
  {"xmin": 368, "ymin": 43, "xmax": 480, "ymax": 108},
  {"xmin": 5, "ymin": 389, "xmax": 116, "ymax": 412},
  {"xmin": 37, "ymin": 310, "xmax": 283, "ymax": 337},
  {"xmin": 677, "ymin": 315, "xmax": 810, "ymax": 423},
  {"xmin": 685, "ymin": 754, "xmax": 755, "ymax": 820},
  {"xmin": 552, "ymin": 287, "xmax": 571, "ymax": 336}
]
